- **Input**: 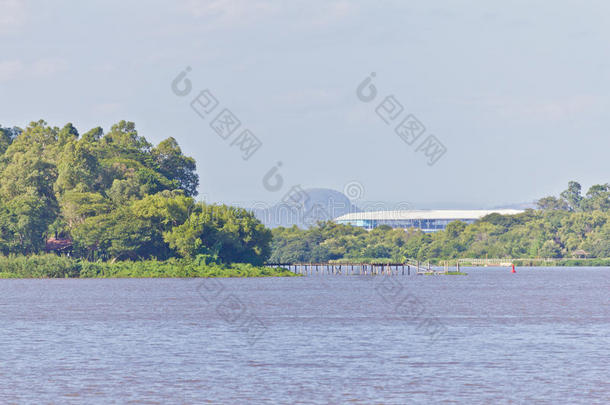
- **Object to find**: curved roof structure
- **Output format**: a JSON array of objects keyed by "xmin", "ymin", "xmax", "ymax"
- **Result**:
[{"xmin": 335, "ymin": 209, "xmax": 524, "ymax": 222}]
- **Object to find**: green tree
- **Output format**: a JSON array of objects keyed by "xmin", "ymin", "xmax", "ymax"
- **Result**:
[
  {"xmin": 583, "ymin": 183, "xmax": 610, "ymax": 211},
  {"xmin": 152, "ymin": 138, "xmax": 199, "ymax": 196},
  {"xmin": 537, "ymin": 196, "xmax": 569, "ymax": 211},
  {"xmin": 165, "ymin": 203, "xmax": 271, "ymax": 264},
  {"xmin": 55, "ymin": 139, "xmax": 100, "ymax": 195},
  {"xmin": 0, "ymin": 125, "xmax": 20, "ymax": 156},
  {"xmin": 0, "ymin": 146, "xmax": 58, "ymax": 253},
  {"xmin": 72, "ymin": 208, "xmax": 156, "ymax": 261},
  {"xmin": 560, "ymin": 181, "xmax": 583, "ymax": 212},
  {"xmin": 59, "ymin": 191, "xmax": 110, "ymax": 232},
  {"xmin": 539, "ymin": 239, "xmax": 562, "ymax": 258}
]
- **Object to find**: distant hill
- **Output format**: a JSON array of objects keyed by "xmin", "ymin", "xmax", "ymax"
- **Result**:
[{"xmin": 252, "ymin": 188, "xmax": 360, "ymax": 228}]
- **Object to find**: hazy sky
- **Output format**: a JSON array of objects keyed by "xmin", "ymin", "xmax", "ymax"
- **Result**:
[{"xmin": 1, "ymin": 0, "xmax": 608, "ymax": 208}]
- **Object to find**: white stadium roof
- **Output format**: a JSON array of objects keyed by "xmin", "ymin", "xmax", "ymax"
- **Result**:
[{"xmin": 335, "ymin": 209, "xmax": 524, "ymax": 221}]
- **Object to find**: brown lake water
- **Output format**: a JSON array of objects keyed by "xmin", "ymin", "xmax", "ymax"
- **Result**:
[{"xmin": 0, "ymin": 267, "xmax": 608, "ymax": 404}]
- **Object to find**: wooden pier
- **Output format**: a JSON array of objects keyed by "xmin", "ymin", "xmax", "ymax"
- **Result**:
[{"xmin": 264, "ymin": 260, "xmax": 458, "ymax": 276}]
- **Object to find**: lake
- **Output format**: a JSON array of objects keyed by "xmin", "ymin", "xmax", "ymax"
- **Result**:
[{"xmin": 1, "ymin": 267, "xmax": 608, "ymax": 404}]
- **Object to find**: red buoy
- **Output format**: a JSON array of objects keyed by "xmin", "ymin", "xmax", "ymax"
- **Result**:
[{"xmin": 511, "ymin": 264, "xmax": 516, "ymax": 273}]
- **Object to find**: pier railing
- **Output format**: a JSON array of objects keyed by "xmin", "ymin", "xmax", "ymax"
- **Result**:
[{"xmin": 264, "ymin": 261, "xmax": 454, "ymax": 276}]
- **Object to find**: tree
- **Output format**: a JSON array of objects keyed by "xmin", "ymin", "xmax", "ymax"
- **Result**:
[
  {"xmin": 152, "ymin": 138, "xmax": 199, "ymax": 196},
  {"xmin": 0, "ymin": 125, "xmax": 20, "ymax": 156},
  {"xmin": 583, "ymin": 183, "xmax": 610, "ymax": 211},
  {"xmin": 0, "ymin": 146, "xmax": 58, "ymax": 253},
  {"xmin": 539, "ymin": 239, "xmax": 562, "ymax": 258},
  {"xmin": 1, "ymin": 121, "xmax": 62, "ymax": 166},
  {"xmin": 560, "ymin": 181, "xmax": 583, "ymax": 212},
  {"xmin": 164, "ymin": 203, "xmax": 272, "ymax": 264},
  {"xmin": 81, "ymin": 127, "xmax": 103, "ymax": 143},
  {"xmin": 101, "ymin": 121, "xmax": 151, "ymax": 159},
  {"xmin": 537, "ymin": 196, "xmax": 569, "ymax": 211},
  {"xmin": 54, "ymin": 139, "xmax": 100, "ymax": 195},
  {"xmin": 72, "ymin": 207, "xmax": 156, "ymax": 261},
  {"xmin": 132, "ymin": 190, "xmax": 194, "ymax": 228},
  {"xmin": 59, "ymin": 191, "xmax": 110, "ymax": 232},
  {"xmin": 445, "ymin": 221, "xmax": 467, "ymax": 238}
]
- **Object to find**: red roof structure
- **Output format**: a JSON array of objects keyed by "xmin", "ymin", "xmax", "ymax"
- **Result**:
[{"xmin": 45, "ymin": 237, "xmax": 73, "ymax": 252}]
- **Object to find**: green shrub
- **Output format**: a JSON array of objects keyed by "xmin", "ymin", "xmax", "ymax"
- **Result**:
[
  {"xmin": 0, "ymin": 254, "xmax": 81, "ymax": 278},
  {"xmin": 0, "ymin": 254, "xmax": 297, "ymax": 278}
]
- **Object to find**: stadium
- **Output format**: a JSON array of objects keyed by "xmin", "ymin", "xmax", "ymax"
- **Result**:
[{"xmin": 334, "ymin": 209, "xmax": 524, "ymax": 232}]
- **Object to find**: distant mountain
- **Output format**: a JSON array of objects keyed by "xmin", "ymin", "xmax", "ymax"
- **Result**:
[{"xmin": 252, "ymin": 188, "xmax": 359, "ymax": 228}]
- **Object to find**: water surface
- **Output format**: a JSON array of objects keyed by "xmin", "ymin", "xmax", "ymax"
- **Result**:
[{"xmin": 1, "ymin": 267, "xmax": 608, "ymax": 404}]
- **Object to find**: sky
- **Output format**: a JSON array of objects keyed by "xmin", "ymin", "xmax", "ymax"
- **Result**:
[{"xmin": 1, "ymin": 0, "xmax": 609, "ymax": 209}]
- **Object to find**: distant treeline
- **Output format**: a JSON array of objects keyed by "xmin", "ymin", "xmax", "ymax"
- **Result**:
[
  {"xmin": 0, "ymin": 121, "xmax": 270, "ymax": 265},
  {"xmin": 270, "ymin": 182, "xmax": 610, "ymax": 263}
]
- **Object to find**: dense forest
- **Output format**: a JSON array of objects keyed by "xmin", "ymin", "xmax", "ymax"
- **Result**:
[
  {"xmin": 270, "ymin": 181, "xmax": 610, "ymax": 263},
  {"xmin": 0, "ymin": 121, "xmax": 271, "ymax": 265}
]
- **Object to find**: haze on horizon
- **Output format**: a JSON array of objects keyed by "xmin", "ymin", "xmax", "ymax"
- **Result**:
[{"xmin": 1, "ymin": 0, "xmax": 608, "ymax": 208}]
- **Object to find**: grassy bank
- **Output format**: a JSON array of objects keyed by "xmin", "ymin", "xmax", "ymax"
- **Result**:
[
  {"xmin": 0, "ymin": 254, "xmax": 297, "ymax": 278},
  {"xmin": 331, "ymin": 256, "xmax": 610, "ymax": 267},
  {"xmin": 445, "ymin": 258, "xmax": 610, "ymax": 267},
  {"xmin": 531, "ymin": 258, "xmax": 610, "ymax": 267}
]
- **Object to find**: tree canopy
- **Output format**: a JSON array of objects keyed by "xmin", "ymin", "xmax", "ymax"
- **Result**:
[
  {"xmin": 0, "ymin": 120, "xmax": 271, "ymax": 264},
  {"xmin": 538, "ymin": 181, "xmax": 610, "ymax": 212}
]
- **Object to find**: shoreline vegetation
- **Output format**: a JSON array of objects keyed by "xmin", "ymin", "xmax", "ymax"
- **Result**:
[
  {"xmin": 454, "ymin": 258, "xmax": 610, "ymax": 267},
  {"xmin": 1, "ymin": 254, "xmax": 608, "ymax": 280},
  {"xmin": 328, "ymin": 257, "xmax": 610, "ymax": 267},
  {"xmin": 0, "ymin": 121, "xmax": 608, "ymax": 278},
  {"xmin": 0, "ymin": 254, "xmax": 297, "ymax": 279}
]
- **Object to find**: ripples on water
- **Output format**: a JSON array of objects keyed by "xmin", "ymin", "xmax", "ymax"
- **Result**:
[{"xmin": 0, "ymin": 267, "xmax": 608, "ymax": 404}]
